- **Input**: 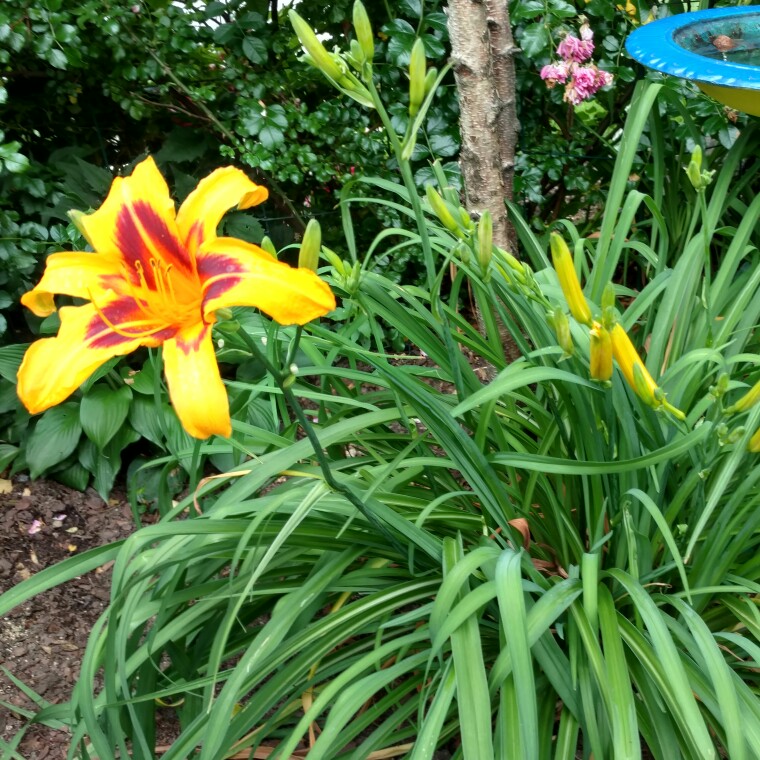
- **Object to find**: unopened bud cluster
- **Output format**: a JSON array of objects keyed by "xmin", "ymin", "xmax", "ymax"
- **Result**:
[{"xmin": 549, "ymin": 231, "xmax": 684, "ymax": 420}]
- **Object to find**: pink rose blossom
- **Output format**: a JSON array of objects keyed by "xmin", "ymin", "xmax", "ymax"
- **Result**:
[
  {"xmin": 557, "ymin": 34, "xmax": 594, "ymax": 63},
  {"xmin": 540, "ymin": 61, "xmax": 570, "ymax": 86},
  {"xmin": 563, "ymin": 64, "xmax": 614, "ymax": 105}
]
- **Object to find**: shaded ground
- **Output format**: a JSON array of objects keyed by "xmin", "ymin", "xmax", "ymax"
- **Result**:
[{"xmin": 0, "ymin": 476, "xmax": 136, "ymax": 758}]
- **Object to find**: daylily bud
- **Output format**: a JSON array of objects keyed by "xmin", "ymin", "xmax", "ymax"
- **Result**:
[
  {"xmin": 425, "ymin": 185, "xmax": 463, "ymax": 236},
  {"xmin": 550, "ymin": 232, "xmax": 592, "ymax": 326},
  {"xmin": 424, "ymin": 67, "xmax": 438, "ymax": 97},
  {"xmin": 611, "ymin": 323, "xmax": 657, "ymax": 400},
  {"xmin": 458, "ymin": 206, "xmax": 475, "ymax": 231},
  {"xmin": 477, "ymin": 210, "xmax": 493, "ymax": 272},
  {"xmin": 215, "ymin": 319, "xmax": 241, "ymax": 334},
  {"xmin": 353, "ymin": 0, "xmax": 374, "ymax": 61},
  {"xmin": 633, "ymin": 362, "xmax": 659, "ymax": 408},
  {"xmin": 601, "ymin": 282, "xmax": 616, "ymax": 312},
  {"xmin": 408, "ymin": 38, "xmax": 426, "ymax": 117},
  {"xmin": 709, "ymin": 372, "xmax": 730, "ymax": 399},
  {"xmin": 348, "ymin": 39, "xmax": 365, "ymax": 68},
  {"xmin": 289, "ymin": 11, "xmax": 345, "ymax": 82},
  {"xmin": 322, "ymin": 246, "xmax": 347, "ymax": 276},
  {"xmin": 589, "ymin": 322, "xmax": 612, "ymax": 381},
  {"xmin": 494, "ymin": 248, "xmax": 526, "ymax": 282},
  {"xmin": 685, "ymin": 143, "xmax": 715, "ymax": 191},
  {"xmin": 725, "ymin": 378, "xmax": 760, "ymax": 414},
  {"xmin": 260, "ymin": 235, "xmax": 277, "ymax": 257},
  {"xmin": 611, "ymin": 323, "xmax": 686, "ymax": 420},
  {"xmin": 454, "ymin": 240, "xmax": 471, "ymax": 265},
  {"xmin": 67, "ymin": 209, "xmax": 94, "ymax": 248},
  {"xmin": 749, "ymin": 427, "xmax": 760, "ymax": 453},
  {"xmin": 214, "ymin": 307, "xmax": 234, "ymax": 321},
  {"xmin": 686, "ymin": 144, "xmax": 702, "ymax": 189},
  {"xmin": 550, "ymin": 308, "xmax": 574, "ymax": 358},
  {"xmin": 298, "ymin": 218, "xmax": 321, "ymax": 271}
]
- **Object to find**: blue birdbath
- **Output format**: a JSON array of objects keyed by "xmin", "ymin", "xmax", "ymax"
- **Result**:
[{"xmin": 625, "ymin": 6, "xmax": 760, "ymax": 116}]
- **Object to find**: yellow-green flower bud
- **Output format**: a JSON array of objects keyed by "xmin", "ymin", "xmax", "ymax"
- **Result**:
[
  {"xmin": 322, "ymin": 246, "xmax": 347, "ymax": 276},
  {"xmin": 601, "ymin": 282, "xmax": 616, "ymax": 311},
  {"xmin": 550, "ymin": 232, "xmax": 592, "ymax": 326},
  {"xmin": 424, "ymin": 67, "xmax": 438, "ymax": 97},
  {"xmin": 686, "ymin": 144, "xmax": 703, "ymax": 189},
  {"xmin": 709, "ymin": 372, "xmax": 730, "ymax": 399},
  {"xmin": 685, "ymin": 143, "xmax": 715, "ymax": 191},
  {"xmin": 589, "ymin": 321, "xmax": 612, "ymax": 381},
  {"xmin": 408, "ymin": 38, "xmax": 426, "ymax": 117},
  {"xmin": 453, "ymin": 240, "xmax": 471, "ymax": 265},
  {"xmin": 477, "ymin": 210, "xmax": 493, "ymax": 272},
  {"xmin": 749, "ymin": 426, "xmax": 760, "ymax": 453},
  {"xmin": 215, "ymin": 319, "xmax": 241, "ymax": 334},
  {"xmin": 260, "ymin": 235, "xmax": 277, "ymax": 257},
  {"xmin": 725, "ymin": 378, "xmax": 760, "ymax": 414},
  {"xmin": 67, "ymin": 209, "xmax": 94, "ymax": 248},
  {"xmin": 611, "ymin": 323, "xmax": 657, "ymax": 399},
  {"xmin": 353, "ymin": 0, "xmax": 374, "ymax": 61},
  {"xmin": 494, "ymin": 247, "xmax": 525, "ymax": 279},
  {"xmin": 458, "ymin": 206, "xmax": 475, "ymax": 231},
  {"xmin": 298, "ymin": 219, "xmax": 321, "ymax": 271},
  {"xmin": 551, "ymin": 308, "xmax": 574, "ymax": 358},
  {"xmin": 214, "ymin": 307, "xmax": 234, "ymax": 321},
  {"xmin": 348, "ymin": 39, "xmax": 365, "ymax": 68},
  {"xmin": 632, "ymin": 361, "xmax": 659, "ymax": 407},
  {"xmin": 289, "ymin": 11, "xmax": 344, "ymax": 82},
  {"xmin": 425, "ymin": 185, "xmax": 462, "ymax": 236}
]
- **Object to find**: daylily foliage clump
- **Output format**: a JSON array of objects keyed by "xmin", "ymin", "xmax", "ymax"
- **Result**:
[
  {"xmin": 3, "ymin": 3, "xmax": 760, "ymax": 759},
  {"xmin": 17, "ymin": 158, "xmax": 335, "ymax": 439}
]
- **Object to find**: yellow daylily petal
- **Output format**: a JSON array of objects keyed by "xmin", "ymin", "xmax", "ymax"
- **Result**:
[
  {"xmin": 176, "ymin": 167, "xmax": 268, "ymax": 257},
  {"xmin": 163, "ymin": 322, "xmax": 231, "ymax": 439},
  {"xmin": 21, "ymin": 251, "xmax": 125, "ymax": 317},
  {"xmin": 610, "ymin": 323, "xmax": 657, "ymax": 398},
  {"xmin": 550, "ymin": 232, "xmax": 592, "ymax": 326},
  {"xmin": 198, "ymin": 237, "xmax": 336, "ymax": 325},
  {"xmin": 17, "ymin": 303, "xmax": 148, "ymax": 414},
  {"xmin": 589, "ymin": 322, "xmax": 612, "ymax": 382}
]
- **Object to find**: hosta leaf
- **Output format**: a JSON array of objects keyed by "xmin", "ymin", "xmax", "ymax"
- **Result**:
[
  {"xmin": 27, "ymin": 403, "xmax": 82, "ymax": 479},
  {"xmin": 80, "ymin": 384, "xmax": 133, "ymax": 450}
]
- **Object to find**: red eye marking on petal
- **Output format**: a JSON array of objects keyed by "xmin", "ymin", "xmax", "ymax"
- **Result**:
[
  {"xmin": 175, "ymin": 325, "xmax": 208, "ymax": 356},
  {"xmin": 198, "ymin": 253, "xmax": 245, "ymax": 301},
  {"xmin": 116, "ymin": 201, "xmax": 192, "ymax": 282}
]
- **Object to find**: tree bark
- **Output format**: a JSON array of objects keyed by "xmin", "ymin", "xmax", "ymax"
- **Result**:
[
  {"xmin": 447, "ymin": 0, "xmax": 519, "ymax": 250},
  {"xmin": 447, "ymin": 0, "xmax": 521, "ymax": 365}
]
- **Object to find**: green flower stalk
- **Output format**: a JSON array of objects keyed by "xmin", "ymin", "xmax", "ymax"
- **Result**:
[
  {"xmin": 408, "ymin": 38, "xmax": 426, "ymax": 117},
  {"xmin": 299, "ymin": 219, "xmax": 322, "ymax": 272}
]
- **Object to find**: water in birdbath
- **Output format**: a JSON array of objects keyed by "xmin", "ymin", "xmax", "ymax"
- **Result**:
[{"xmin": 674, "ymin": 12, "xmax": 760, "ymax": 65}]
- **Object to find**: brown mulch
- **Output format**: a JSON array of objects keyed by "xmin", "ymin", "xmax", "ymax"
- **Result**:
[{"xmin": 0, "ymin": 476, "xmax": 136, "ymax": 758}]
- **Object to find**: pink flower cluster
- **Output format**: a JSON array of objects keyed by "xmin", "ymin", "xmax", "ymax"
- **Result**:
[{"xmin": 540, "ymin": 23, "xmax": 613, "ymax": 106}]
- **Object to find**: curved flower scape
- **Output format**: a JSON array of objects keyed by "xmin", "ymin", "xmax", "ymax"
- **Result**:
[{"xmin": 17, "ymin": 157, "xmax": 336, "ymax": 439}]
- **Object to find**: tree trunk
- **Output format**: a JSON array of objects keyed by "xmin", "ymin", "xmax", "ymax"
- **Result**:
[
  {"xmin": 447, "ymin": 0, "xmax": 519, "ymax": 249},
  {"xmin": 447, "ymin": 0, "xmax": 521, "ymax": 365}
]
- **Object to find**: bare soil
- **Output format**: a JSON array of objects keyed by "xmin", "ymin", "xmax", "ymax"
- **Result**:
[{"xmin": 0, "ymin": 475, "xmax": 136, "ymax": 758}]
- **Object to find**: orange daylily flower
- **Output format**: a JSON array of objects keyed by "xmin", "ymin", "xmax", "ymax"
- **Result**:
[{"xmin": 17, "ymin": 157, "xmax": 336, "ymax": 439}]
